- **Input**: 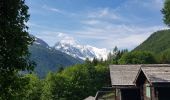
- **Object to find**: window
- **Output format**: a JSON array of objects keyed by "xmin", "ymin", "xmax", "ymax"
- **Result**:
[{"xmin": 146, "ymin": 83, "xmax": 151, "ymax": 98}]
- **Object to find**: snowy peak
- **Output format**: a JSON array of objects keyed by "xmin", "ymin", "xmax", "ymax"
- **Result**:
[
  {"xmin": 34, "ymin": 37, "xmax": 49, "ymax": 48},
  {"xmin": 54, "ymin": 41, "xmax": 109, "ymax": 60}
]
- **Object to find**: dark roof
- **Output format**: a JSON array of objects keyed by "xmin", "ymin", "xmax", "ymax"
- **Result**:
[
  {"xmin": 135, "ymin": 64, "xmax": 170, "ymax": 83},
  {"xmin": 109, "ymin": 65, "xmax": 140, "ymax": 86}
]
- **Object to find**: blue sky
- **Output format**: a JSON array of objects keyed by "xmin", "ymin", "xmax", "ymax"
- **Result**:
[{"xmin": 26, "ymin": 0, "xmax": 167, "ymax": 50}]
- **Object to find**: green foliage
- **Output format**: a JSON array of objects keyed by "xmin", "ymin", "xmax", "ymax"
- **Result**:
[
  {"xmin": 134, "ymin": 30, "xmax": 170, "ymax": 53},
  {"xmin": 42, "ymin": 61, "xmax": 110, "ymax": 100},
  {"xmin": 0, "ymin": 72, "xmax": 30, "ymax": 100},
  {"xmin": 158, "ymin": 49, "xmax": 170, "ymax": 64},
  {"xmin": 57, "ymin": 65, "xmax": 65, "ymax": 73},
  {"xmin": 41, "ymin": 72, "xmax": 53, "ymax": 100},
  {"xmin": 0, "ymin": 0, "xmax": 34, "ymax": 72},
  {"xmin": 42, "ymin": 72, "xmax": 70, "ymax": 100},
  {"xmin": 133, "ymin": 29, "xmax": 170, "ymax": 64},
  {"xmin": 0, "ymin": 74, "xmax": 43, "ymax": 100},
  {"xmin": 24, "ymin": 74, "xmax": 43, "ymax": 100},
  {"xmin": 162, "ymin": 0, "xmax": 170, "ymax": 26},
  {"xmin": 0, "ymin": 0, "xmax": 35, "ymax": 98},
  {"xmin": 92, "ymin": 57, "xmax": 98, "ymax": 66},
  {"xmin": 118, "ymin": 51, "xmax": 156, "ymax": 64},
  {"xmin": 107, "ymin": 46, "xmax": 128, "ymax": 64}
]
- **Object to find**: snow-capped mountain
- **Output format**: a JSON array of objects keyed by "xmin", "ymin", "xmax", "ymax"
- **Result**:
[
  {"xmin": 34, "ymin": 37, "xmax": 49, "ymax": 48},
  {"xmin": 54, "ymin": 40, "xmax": 109, "ymax": 60},
  {"xmin": 30, "ymin": 36, "xmax": 83, "ymax": 78}
]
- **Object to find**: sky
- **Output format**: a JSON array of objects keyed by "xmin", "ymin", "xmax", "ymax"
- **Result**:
[{"xmin": 26, "ymin": 0, "xmax": 167, "ymax": 50}]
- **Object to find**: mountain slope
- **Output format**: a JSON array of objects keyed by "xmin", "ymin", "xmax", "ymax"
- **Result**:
[
  {"xmin": 134, "ymin": 29, "xmax": 170, "ymax": 53},
  {"xmin": 54, "ymin": 41, "xmax": 109, "ymax": 60},
  {"xmin": 29, "ymin": 37, "xmax": 83, "ymax": 78}
]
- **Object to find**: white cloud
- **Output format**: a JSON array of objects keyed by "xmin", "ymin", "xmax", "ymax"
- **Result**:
[
  {"xmin": 82, "ymin": 20, "xmax": 101, "ymax": 25},
  {"xmin": 32, "ymin": 23, "xmax": 167, "ymax": 50},
  {"xmin": 49, "ymin": 8, "xmax": 62, "ymax": 13},
  {"xmin": 97, "ymin": 8, "xmax": 111, "ymax": 17},
  {"xmin": 33, "ymin": 31, "xmax": 59, "ymax": 46},
  {"xmin": 74, "ymin": 23, "xmax": 166, "ymax": 50},
  {"xmin": 29, "ymin": 1, "xmax": 166, "ymax": 50},
  {"xmin": 26, "ymin": 22, "xmax": 46, "ymax": 29},
  {"xmin": 42, "ymin": 5, "xmax": 76, "ymax": 17},
  {"xmin": 57, "ymin": 32, "xmax": 76, "ymax": 45},
  {"xmin": 42, "ymin": 5, "xmax": 63, "ymax": 13},
  {"xmin": 26, "ymin": 22, "xmax": 37, "ymax": 27},
  {"xmin": 108, "ymin": 32, "xmax": 151, "ymax": 49},
  {"xmin": 33, "ymin": 31, "xmax": 78, "ymax": 46},
  {"xmin": 87, "ymin": 8, "xmax": 120, "ymax": 20},
  {"xmin": 76, "ymin": 3, "xmax": 167, "ymax": 50}
]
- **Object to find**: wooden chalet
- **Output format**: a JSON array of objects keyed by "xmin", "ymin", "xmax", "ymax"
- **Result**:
[
  {"xmin": 109, "ymin": 65, "xmax": 141, "ymax": 100},
  {"xmin": 134, "ymin": 64, "xmax": 170, "ymax": 100}
]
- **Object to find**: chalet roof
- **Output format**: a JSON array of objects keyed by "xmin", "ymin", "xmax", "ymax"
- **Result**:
[
  {"xmin": 109, "ymin": 65, "xmax": 140, "ymax": 86},
  {"xmin": 139, "ymin": 64, "xmax": 170, "ymax": 83},
  {"xmin": 84, "ymin": 96, "xmax": 95, "ymax": 100}
]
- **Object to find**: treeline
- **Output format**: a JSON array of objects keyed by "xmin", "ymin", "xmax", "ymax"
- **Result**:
[
  {"xmin": 15, "ymin": 59, "xmax": 110, "ymax": 100},
  {"xmin": 1, "ymin": 45, "xmax": 169, "ymax": 100},
  {"xmin": 5, "ymin": 47, "xmax": 125, "ymax": 100},
  {"xmin": 108, "ymin": 47, "xmax": 170, "ymax": 65},
  {"xmin": 11, "ymin": 46, "xmax": 170, "ymax": 100}
]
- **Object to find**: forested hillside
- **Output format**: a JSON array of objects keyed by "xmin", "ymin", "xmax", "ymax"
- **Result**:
[{"xmin": 134, "ymin": 29, "xmax": 170, "ymax": 53}]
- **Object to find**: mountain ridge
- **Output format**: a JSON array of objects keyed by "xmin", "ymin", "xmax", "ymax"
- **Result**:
[
  {"xmin": 134, "ymin": 29, "xmax": 170, "ymax": 53},
  {"xmin": 29, "ymin": 37, "xmax": 83, "ymax": 78},
  {"xmin": 54, "ymin": 40, "xmax": 109, "ymax": 60}
]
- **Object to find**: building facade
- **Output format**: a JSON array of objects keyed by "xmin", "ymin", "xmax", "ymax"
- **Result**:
[
  {"xmin": 109, "ymin": 65, "xmax": 141, "ymax": 100},
  {"xmin": 134, "ymin": 64, "xmax": 170, "ymax": 100},
  {"xmin": 110, "ymin": 64, "xmax": 170, "ymax": 100}
]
